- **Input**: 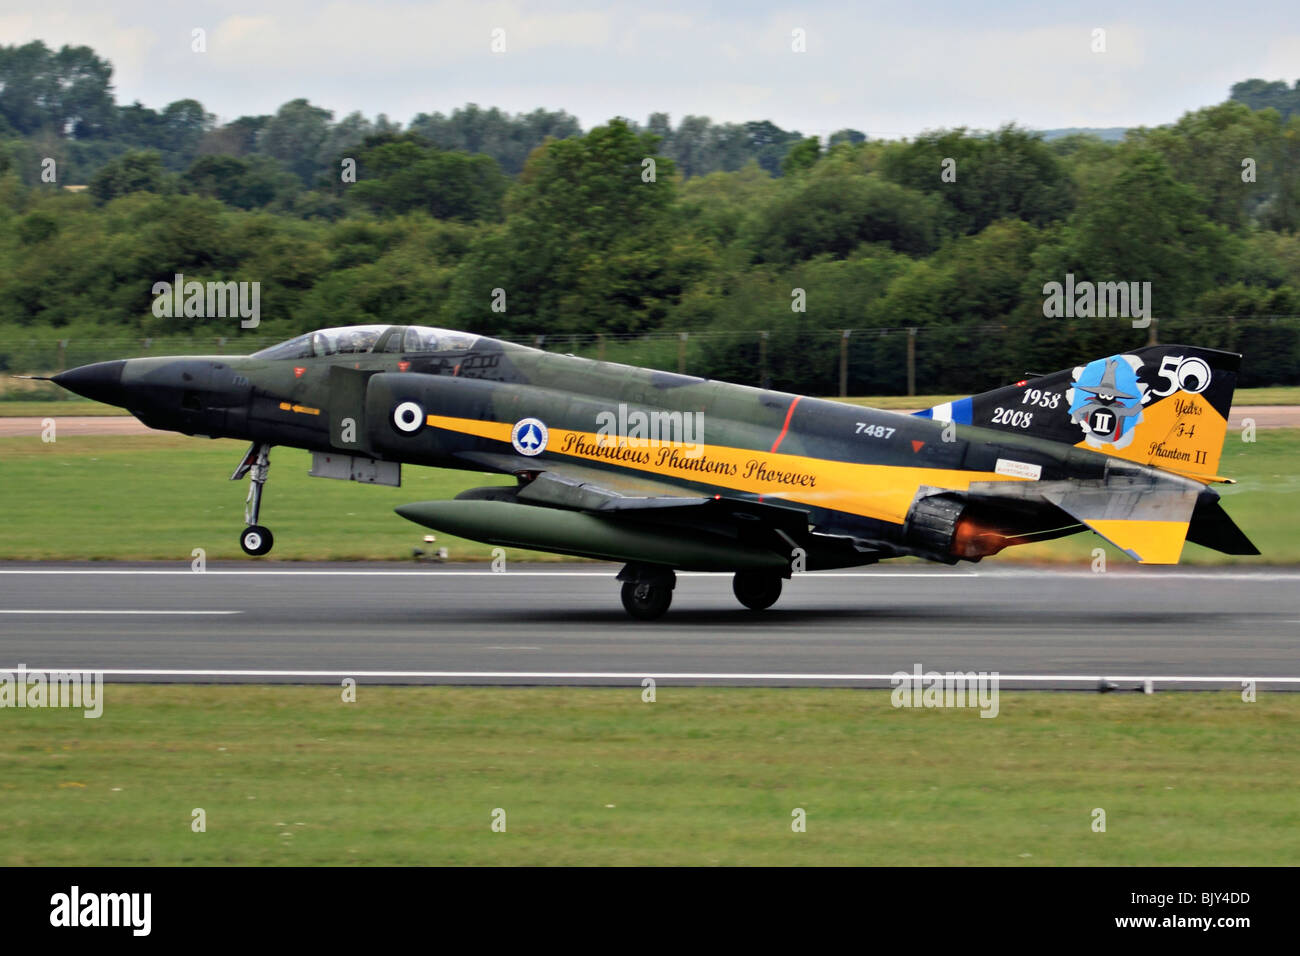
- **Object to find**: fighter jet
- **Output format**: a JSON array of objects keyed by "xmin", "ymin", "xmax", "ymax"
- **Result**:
[{"xmin": 50, "ymin": 324, "xmax": 1257, "ymax": 618}]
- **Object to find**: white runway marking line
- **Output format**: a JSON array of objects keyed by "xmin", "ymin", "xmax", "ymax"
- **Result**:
[
  {"xmin": 0, "ymin": 569, "xmax": 977, "ymax": 578},
  {"xmin": 0, "ymin": 610, "xmax": 239, "ymax": 615},
  {"xmin": 11, "ymin": 668, "xmax": 1300, "ymax": 683}
]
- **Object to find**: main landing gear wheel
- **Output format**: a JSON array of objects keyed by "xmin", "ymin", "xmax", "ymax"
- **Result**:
[
  {"xmin": 620, "ymin": 581, "xmax": 673, "ymax": 620},
  {"xmin": 617, "ymin": 564, "xmax": 677, "ymax": 620},
  {"xmin": 733, "ymin": 571, "xmax": 782, "ymax": 611},
  {"xmin": 231, "ymin": 442, "xmax": 275, "ymax": 556},
  {"xmin": 240, "ymin": 525, "xmax": 274, "ymax": 556}
]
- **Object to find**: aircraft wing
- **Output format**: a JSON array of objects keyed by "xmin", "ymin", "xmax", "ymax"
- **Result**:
[
  {"xmin": 401, "ymin": 456, "xmax": 885, "ymax": 571},
  {"xmin": 477, "ymin": 461, "xmax": 812, "ymax": 536},
  {"xmin": 515, "ymin": 469, "xmax": 709, "ymax": 511},
  {"xmin": 457, "ymin": 450, "xmax": 707, "ymax": 505},
  {"xmin": 453, "ymin": 448, "xmax": 820, "ymax": 531}
]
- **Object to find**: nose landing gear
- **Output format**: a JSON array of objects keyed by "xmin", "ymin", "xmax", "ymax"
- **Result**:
[
  {"xmin": 232, "ymin": 442, "xmax": 274, "ymax": 556},
  {"xmin": 240, "ymin": 525, "xmax": 273, "ymax": 556}
]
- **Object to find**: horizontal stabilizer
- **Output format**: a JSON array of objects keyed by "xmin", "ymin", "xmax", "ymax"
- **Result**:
[
  {"xmin": 1039, "ymin": 479, "xmax": 1200, "ymax": 564},
  {"xmin": 1073, "ymin": 518, "xmax": 1190, "ymax": 564}
]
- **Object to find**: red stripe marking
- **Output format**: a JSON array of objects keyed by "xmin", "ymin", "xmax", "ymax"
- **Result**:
[{"xmin": 770, "ymin": 396, "xmax": 802, "ymax": 453}]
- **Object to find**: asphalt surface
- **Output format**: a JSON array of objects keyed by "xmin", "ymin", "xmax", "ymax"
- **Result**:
[
  {"xmin": 1, "ymin": 562, "xmax": 1297, "ymax": 689},
  {"xmin": 2, "ymin": 404, "xmax": 1298, "ymax": 436}
]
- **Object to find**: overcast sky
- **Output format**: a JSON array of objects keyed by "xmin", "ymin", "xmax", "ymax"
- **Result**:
[{"xmin": 3, "ymin": 0, "xmax": 1298, "ymax": 138}]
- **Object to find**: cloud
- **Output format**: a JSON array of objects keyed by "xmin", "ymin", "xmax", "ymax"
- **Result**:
[{"xmin": 3, "ymin": 0, "xmax": 1297, "ymax": 137}]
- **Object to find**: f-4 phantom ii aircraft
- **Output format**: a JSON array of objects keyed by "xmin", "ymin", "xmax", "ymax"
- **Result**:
[{"xmin": 51, "ymin": 324, "xmax": 1257, "ymax": 618}]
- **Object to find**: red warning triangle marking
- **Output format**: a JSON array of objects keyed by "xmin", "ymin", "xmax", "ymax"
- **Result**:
[
  {"xmin": 912, "ymin": 440, "xmax": 925, "ymax": 453},
  {"xmin": 293, "ymin": 366, "xmax": 306, "ymax": 378}
]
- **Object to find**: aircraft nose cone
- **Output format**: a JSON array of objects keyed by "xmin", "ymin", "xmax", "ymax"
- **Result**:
[{"xmin": 52, "ymin": 360, "xmax": 128, "ymax": 407}]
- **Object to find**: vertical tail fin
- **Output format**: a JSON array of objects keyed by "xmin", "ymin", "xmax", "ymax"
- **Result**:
[{"xmin": 916, "ymin": 346, "xmax": 1240, "ymax": 480}]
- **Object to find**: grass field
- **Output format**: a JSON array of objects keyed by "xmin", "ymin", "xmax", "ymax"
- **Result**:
[
  {"xmin": 1, "ymin": 686, "xmax": 1294, "ymax": 866},
  {"xmin": 2, "ymin": 428, "xmax": 1295, "ymax": 562},
  {"xmin": 0, "ymin": 399, "xmax": 128, "ymax": 417},
  {"xmin": 0, "ymin": 433, "xmax": 526, "ymax": 561},
  {"xmin": 5, "ymin": 385, "xmax": 1300, "ymax": 418},
  {"xmin": 836, "ymin": 394, "xmax": 960, "ymax": 409}
]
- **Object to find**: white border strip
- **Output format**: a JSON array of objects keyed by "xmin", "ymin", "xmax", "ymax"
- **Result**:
[
  {"xmin": 0, "ymin": 570, "xmax": 974, "ymax": 578},
  {"xmin": 13, "ymin": 668, "xmax": 1298, "ymax": 683},
  {"xmin": 0, "ymin": 610, "xmax": 238, "ymax": 615},
  {"xmin": 1, "ymin": 569, "xmax": 1298, "ymax": 580}
]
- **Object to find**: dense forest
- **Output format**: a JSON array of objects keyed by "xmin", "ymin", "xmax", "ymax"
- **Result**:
[{"xmin": 2, "ymin": 40, "xmax": 1299, "ymax": 394}]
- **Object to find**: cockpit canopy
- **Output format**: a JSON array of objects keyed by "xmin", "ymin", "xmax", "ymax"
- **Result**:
[{"xmin": 252, "ymin": 325, "xmax": 480, "ymax": 360}]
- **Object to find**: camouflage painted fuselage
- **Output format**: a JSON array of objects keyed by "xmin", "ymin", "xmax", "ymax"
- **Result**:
[{"xmin": 59, "ymin": 327, "xmax": 1254, "ymax": 572}]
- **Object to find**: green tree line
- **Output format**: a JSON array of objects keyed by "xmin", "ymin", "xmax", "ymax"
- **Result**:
[{"xmin": 2, "ymin": 39, "xmax": 1299, "ymax": 394}]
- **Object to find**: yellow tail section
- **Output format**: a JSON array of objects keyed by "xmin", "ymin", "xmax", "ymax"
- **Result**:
[
  {"xmin": 1079, "ymin": 388, "xmax": 1229, "ymax": 482},
  {"xmin": 926, "ymin": 346, "xmax": 1241, "ymax": 485}
]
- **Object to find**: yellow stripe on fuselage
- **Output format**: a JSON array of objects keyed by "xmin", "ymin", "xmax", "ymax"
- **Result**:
[{"xmin": 425, "ymin": 413, "xmax": 1030, "ymax": 525}]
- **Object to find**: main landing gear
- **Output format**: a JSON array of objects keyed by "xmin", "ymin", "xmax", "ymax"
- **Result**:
[
  {"xmin": 618, "ymin": 564, "xmax": 676, "ymax": 620},
  {"xmin": 732, "ymin": 570, "xmax": 783, "ymax": 611},
  {"xmin": 231, "ymin": 442, "xmax": 274, "ymax": 556},
  {"xmin": 616, "ymin": 564, "xmax": 787, "ymax": 618}
]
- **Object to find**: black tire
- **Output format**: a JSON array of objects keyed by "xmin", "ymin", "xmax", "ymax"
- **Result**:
[
  {"xmin": 620, "ymin": 580, "xmax": 672, "ymax": 620},
  {"xmin": 240, "ymin": 525, "xmax": 274, "ymax": 557},
  {"xmin": 733, "ymin": 571, "xmax": 782, "ymax": 611}
]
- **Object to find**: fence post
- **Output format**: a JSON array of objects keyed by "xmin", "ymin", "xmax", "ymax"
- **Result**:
[
  {"xmin": 57, "ymin": 339, "xmax": 67, "ymax": 372},
  {"xmin": 839, "ymin": 330, "xmax": 851, "ymax": 397},
  {"xmin": 678, "ymin": 332, "xmax": 688, "ymax": 375},
  {"xmin": 597, "ymin": 333, "xmax": 605, "ymax": 362},
  {"xmin": 1147, "ymin": 316, "xmax": 1158, "ymax": 347},
  {"xmin": 906, "ymin": 328, "xmax": 917, "ymax": 397},
  {"xmin": 759, "ymin": 331, "xmax": 769, "ymax": 390}
]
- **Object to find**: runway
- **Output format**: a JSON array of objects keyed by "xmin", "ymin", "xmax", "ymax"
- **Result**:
[{"xmin": 1, "ymin": 562, "xmax": 1297, "ymax": 689}]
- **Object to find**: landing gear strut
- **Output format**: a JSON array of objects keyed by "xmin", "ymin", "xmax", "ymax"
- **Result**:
[
  {"xmin": 231, "ymin": 442, "xmax": 274, "ymax": 556},
  {"xmin": 618, "ymin": 564, "xmax": 676, "ymax": 620},
  {"xmin": 732, "ymin": 570, "xmax": 782, "ymax": 611}
]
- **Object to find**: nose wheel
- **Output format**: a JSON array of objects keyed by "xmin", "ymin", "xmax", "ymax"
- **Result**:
[
  {"xmin": 240, "ymin": 525, "xmax": 274, "ymax": 556},
  {"xmin": 232, "ymin": 442, "xmax": 274, "ymax": 556}
]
